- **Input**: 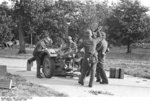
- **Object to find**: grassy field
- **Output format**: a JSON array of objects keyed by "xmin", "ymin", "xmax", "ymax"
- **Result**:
[
  {"xmin": 0, "ymin": 47, "xmax": 33, "ymax": 59},
  {"xmin": 0, "ymin": 73, "xmax": 67, "ymax": 100},
  {"xmin": 106, "ymin": 46, "xmax": 150, "ymax": 79}
]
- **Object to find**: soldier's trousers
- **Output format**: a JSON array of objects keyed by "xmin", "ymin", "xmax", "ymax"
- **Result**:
[
  {"xmin": 96, "ymin": 62, "xmax": 108, "ymax": 83},
  {"xmin": 34, "ymin": 53, "xmax": 42, "ymax": 76},
  {"xmin": 79, "ymin": 57, "xmax": 97, "ymax": 87}
]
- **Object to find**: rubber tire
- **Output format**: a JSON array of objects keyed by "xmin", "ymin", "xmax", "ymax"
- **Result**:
[{"xmin": 43, "ymin": 55, "xmax": 55, "ymax": 78}]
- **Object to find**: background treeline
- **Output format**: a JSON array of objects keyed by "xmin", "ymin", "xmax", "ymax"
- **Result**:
[{"xmin": 0, "ymin": 0, "xmax": 150, "ymax": 53}]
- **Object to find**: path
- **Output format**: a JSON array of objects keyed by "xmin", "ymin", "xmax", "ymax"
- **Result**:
[{"xmin": 0, "ymin": 57, "xmax": 150, "ymax": 97}]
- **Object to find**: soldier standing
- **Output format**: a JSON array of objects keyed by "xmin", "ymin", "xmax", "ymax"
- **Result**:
[
  {"xmin": 33, "ymin": 31, "xmax": 53, "ymax": 78},
  {"xmin": 78, "ymin": 29, "xmax": 101, "ymax": 87},
  {"xmin": 96, "ymin": 31, "xmax": 109, "ymax": 84}
]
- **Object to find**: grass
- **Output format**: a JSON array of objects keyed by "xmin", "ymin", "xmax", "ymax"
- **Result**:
[
  {"xmin": 0, "ymin": 73, "xmax": 67, "ymax": 100},
  {"xmin": 105, "ymin": 46, "xmax": 150, "ymax": 79},
  {"xmin": 0, "ymin": 47, "xmax": 33, "ymax": 59}
]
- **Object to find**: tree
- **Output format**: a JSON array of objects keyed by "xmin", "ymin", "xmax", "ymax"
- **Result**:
[
  {"xmin": 106, "ymin": 0, "xmax": 149, "ymax": 53},
  {"xmin": 69, "ymin": 0, "xmax": 110, "ymax": 41},
  {"xmin": 12, "ymin": 0, "xmax": 33, "ymax": 53},
  {"xmin": 0, "ymin": 1, "xmax": 14, "ymax": 44}
]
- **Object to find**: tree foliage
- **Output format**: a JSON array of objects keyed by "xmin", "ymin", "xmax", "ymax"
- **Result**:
[
  {"xmin": 105, "ymin": 0, "xmax": 149, "ymax": 53},
  {"xmin": 1, "ymin": 0, "xmax": 150, "ymax": 54},
  {"xmin": 0, "ymin": 2, "xmax": 14, "ymax": 44}
]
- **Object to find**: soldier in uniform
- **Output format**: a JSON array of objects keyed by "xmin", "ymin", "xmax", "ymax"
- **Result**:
[
  {"xmin": 61, "ymin": 36, "xmax": 77, "ymax": 54},
  {"xmin": 96, "ymin": 31, "xmax": 109, "ymax": 84},
  {"xmin": 33, "ymin": 31, "xmax": 53, "ymax": 78},
  {"xmin": 78, "ymin": 29, "xmax": 101, "ymax": 87},
  {"xmin": 59, "ymin": 36, "xmax": 77, "ymax": 70}
]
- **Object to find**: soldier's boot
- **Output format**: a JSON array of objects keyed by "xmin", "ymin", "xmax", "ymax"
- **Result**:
[
  {"xmin": 89, "ymin": 63, "xmax": 97, "ymax": 87},
  {"xmin": 78, "ymin": 81, "xmax": 84, "ymax": 85},
  {"xmin": 78, "ymin": 74, "xmax": 84, "ymax": 85},
  {"xmin": 96, "ymin": 67, "xmax": 101, "ymax": 83},
  {"xmin": 88, "ymin": 68, "xmax": 95, "ymax": 87},
  {"xmin": 37, "ymin": 75, "xmax": 43, "ymax": 78},
  {"xmin": 36, "ymin": 62, "xmax": 43, "ymax": 78},
  {"xmin": 99, "ymin": 65, "xmax": 108, "ymax": 84},
  {"xmin": 78, "ymin": 68, "xmax": 88, "ymax": 86}
]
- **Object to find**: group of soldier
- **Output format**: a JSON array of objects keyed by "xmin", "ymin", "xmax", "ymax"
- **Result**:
[{"xmin": 32, "ymin": 27, "xmax": 109, "ymax": 87}]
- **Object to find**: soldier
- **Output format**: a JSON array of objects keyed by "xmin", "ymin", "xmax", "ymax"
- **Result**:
[
  {"xmin": 78, "ymin": 29, "xmax": 101, "ymax": 87},
  {"xmin": 61, "ymin": 36, "xmax": 77, "ymax": 54},
  {"xmin": 96, "ymin": 31, "xmax": 109, "ymax": 84},
  {"xmin": 58, "ymin": 36, "xmax": 77, "ymax": 70},
  {"xmin": 33, "ymin": 31, "xmax": 53, "ymax": 78}
]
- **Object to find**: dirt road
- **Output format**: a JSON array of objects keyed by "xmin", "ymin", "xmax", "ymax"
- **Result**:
[{"xmin": 1, "ymin": 57, "xmax": 150, "ymax": 97}]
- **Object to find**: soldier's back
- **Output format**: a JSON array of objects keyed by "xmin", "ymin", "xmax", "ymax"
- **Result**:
[{"xmin": 83, "ymin": 38, "xmax": 99, "ymax": 56}]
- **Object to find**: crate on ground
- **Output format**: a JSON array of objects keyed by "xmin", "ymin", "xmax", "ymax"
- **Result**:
[
  {"xmin": 0, "ymin": 65, "xmax": 7, "ymax": 76},
  {"xmin": 109, "ymin": 68, "xmax": 124, "ymax": 79},
  {"xmin": 0, "ymin": 65, "xmax": 12, "ymax": 89},
  {"xmin": 0, "ymin": 79, "xmax": 12, "ymax": 89}
]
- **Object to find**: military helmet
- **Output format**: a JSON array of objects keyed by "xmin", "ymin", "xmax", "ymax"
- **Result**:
[
  {"xmin": 84, "ymin": 29, "xmax": 92, "ymax": 37},
  {"xmin": 101, "ymin": 31, "xmax": 106, "ymax": 39},
  {"xmin": 42, "ymin": 30, "xmax": 49, "ymax": 38},
  {"xmin": 68, "ymin": 36, "xmax": 72, "ymax": 40}
]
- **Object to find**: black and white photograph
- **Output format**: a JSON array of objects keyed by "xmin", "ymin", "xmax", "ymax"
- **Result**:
[{"xmin": 0, "ymin": 0, "xmax": 150, "ymax": 100}]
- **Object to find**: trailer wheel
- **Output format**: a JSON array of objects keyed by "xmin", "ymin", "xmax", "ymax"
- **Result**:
[{"xmin": 43, "ymin": 55, "xmax": 55, "ymax": 78}]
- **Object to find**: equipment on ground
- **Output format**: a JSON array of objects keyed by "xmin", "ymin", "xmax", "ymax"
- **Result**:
[{"xmin": 109, "ymin": 68, "xmax": 124, "ymax": 79}]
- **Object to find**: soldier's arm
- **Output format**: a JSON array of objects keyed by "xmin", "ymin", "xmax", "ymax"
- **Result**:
[
  {"xmin": 96, "ymin": 42, "xmax": 102, "ymax": 52},
  {"xmin": 101, "ymin": 41, "xmax": 108, "ymax": 55},
  {"xmin": 46, "ymin": 39, "xmax": 53, "ymax": 48},
  {"xmin": 94, "ymin": 37, "xmax": 102, "ymax": 51},
  {"xmin": 40, "ymin": 41, "xmax": 47, "ymax": 49},
  {"xmin": 49, "ymin": 39, "xmax": 53, "ymax": 46},
  {"xmin": 72, "ymin": 42, "xmax": 78, "ymax": 53},
  {"xmin": 77, "ymin": 42, "xmax": 84, "ymax": 52}
]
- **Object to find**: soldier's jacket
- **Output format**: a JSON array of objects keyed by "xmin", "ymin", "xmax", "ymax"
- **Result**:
[
  {"xmin": 78, "ymin": 38, "xmax": 101, "ymax": 58},
  {"xmin": 96, "ymin": 39, "xmax": 108, "ymax": 63},
  {"xmin": 62, "ymin": 40, "xmax": 77, "ymax": 53},
  {"xmin": 33, "ymin": 37, "xmax": 52, "ymax": 57},
  {"xmin": 96, "ymin": 39, "xmax": 108, "ymax": 55}
]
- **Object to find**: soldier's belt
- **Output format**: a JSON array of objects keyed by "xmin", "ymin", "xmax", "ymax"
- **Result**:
[{"xmin": 87, "ymin": 54, "xmax": 98, "ymax": 63}]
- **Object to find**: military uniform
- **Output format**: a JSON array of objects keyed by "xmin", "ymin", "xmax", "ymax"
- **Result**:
[
  {"xmin": 96, "ymin": 32, "xmax": 108, "ymax": 84},
  {"xmin": 33, "ymin": 37, "xmax": 53, "ymax": 78},
  {"xmin": 78, "ymin": 29, "xmax": 101, "ymax": 87},
  {"xmin": 66, "ymin": 40, "xmax": 77, "ymax": 53},
  {"xmin": 62, "ymin": 37, "xmax": 77, "ymax": 54}
]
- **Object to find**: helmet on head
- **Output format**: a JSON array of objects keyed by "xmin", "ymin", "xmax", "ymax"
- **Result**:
[
  {"xmin": 68, "ymin": 36, "xmax": 72, "ymax": 40},
  {"xmin": 101, "ymin": 32, "xmax": 106, "ymax": 39},
  {"xmin": 42, "ymin": 30, "xmax": 49, "ymax": 38},
  {"xmin": 84, "ymin": 29, "xmax": 92, "ymax": 37}
]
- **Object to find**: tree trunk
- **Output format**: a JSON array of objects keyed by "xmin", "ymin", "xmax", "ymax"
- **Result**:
[
  {"xmin": 127, "ymin": 42, "xmax": 132, "ymax": 53},
  {"xmin": 18, "ymin": 16, "xmax": 26, "ymax": 54}
]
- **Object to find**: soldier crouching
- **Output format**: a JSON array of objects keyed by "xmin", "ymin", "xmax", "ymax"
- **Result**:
[{"xmin": 33, "ymin": 30, "xmax": 53, "ymax": 78}]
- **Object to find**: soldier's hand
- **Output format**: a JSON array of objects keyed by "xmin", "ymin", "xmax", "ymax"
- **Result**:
[{"xmin": 102, "ymin": 53, "xmax": 106, "ymax": 57}]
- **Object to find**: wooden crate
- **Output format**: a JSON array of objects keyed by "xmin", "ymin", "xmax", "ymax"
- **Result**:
[
  {"xmin": 109, "ymin": 68, "xmax": 116, "ymax": 78},
  {"xmin": 0, "ymin": 79, "xmax": 12, "ymax": 89},
  {"xmin": 119, "ymin": 68, "xmax": 124, "ymax": 79},
  {"xmin": 0, "ymin": 65, "xmax": 7, "ymax": 76},
  {"xmin": 27, "ymin": 61, "xmax": 33, "ymax": 71},
  {"xmin": 115, "ymin": 69, "xmax": 120, "ymax": 78},
  {"xmin": 109, "ymin": 68, "xmax": 124, "ymax": 79}
]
